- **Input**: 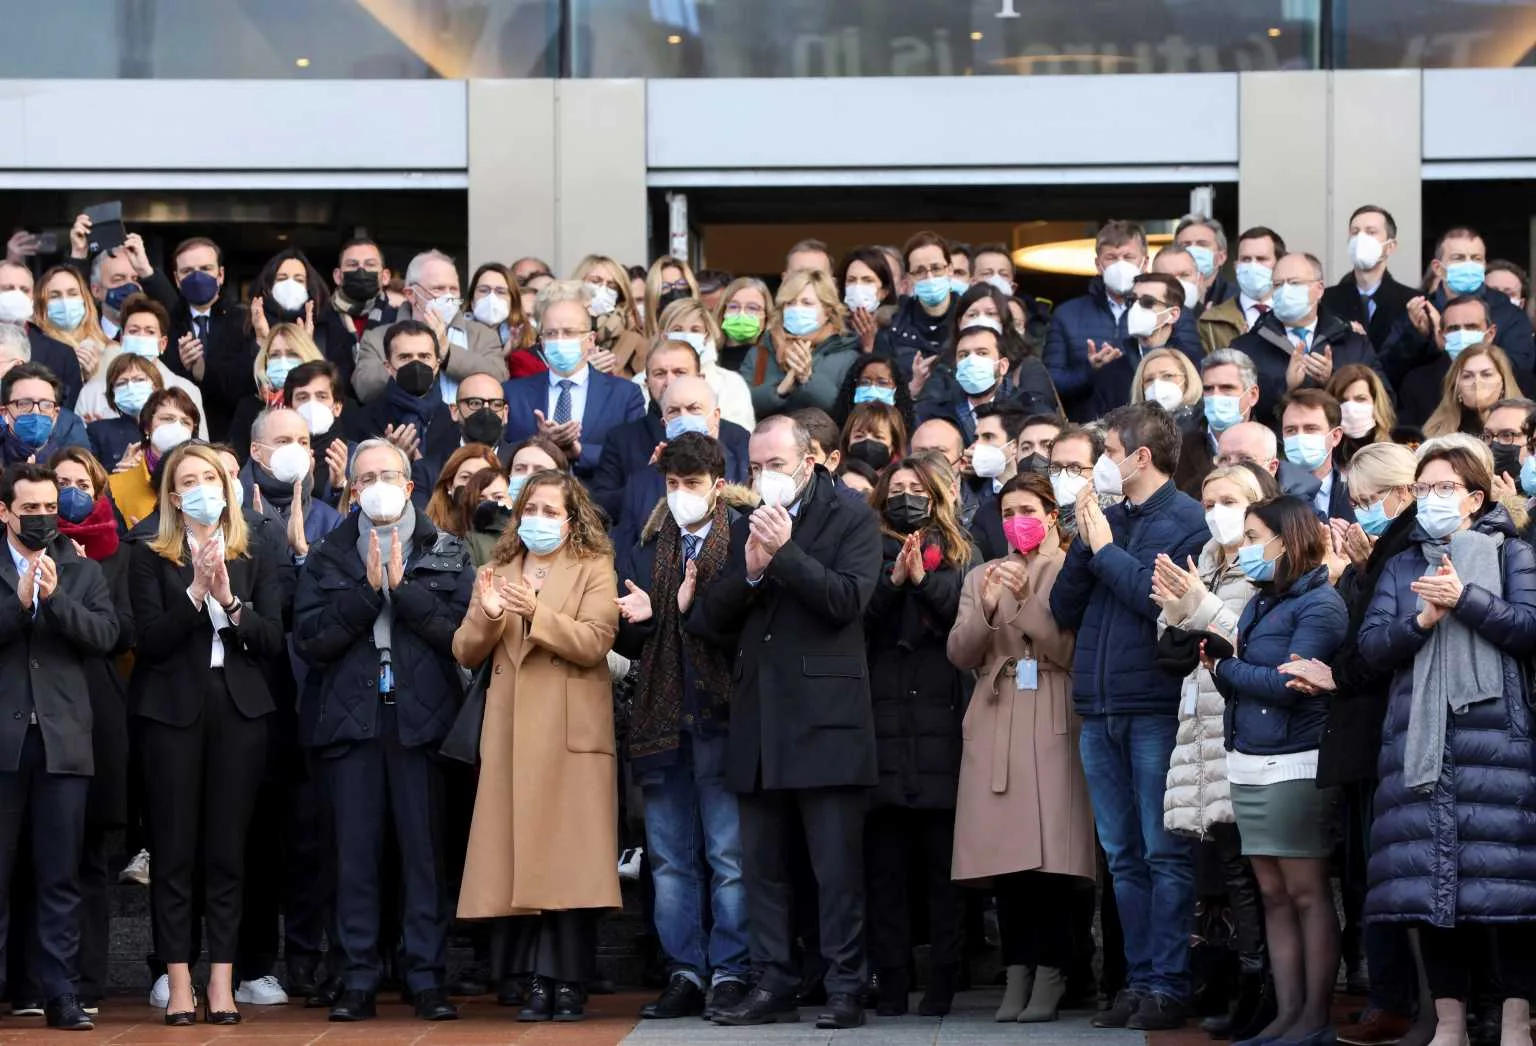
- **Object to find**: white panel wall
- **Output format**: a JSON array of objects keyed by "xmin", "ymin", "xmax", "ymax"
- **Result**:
[
  {"xmin": 647, "ymin": 75, "xmax": 1240, "ymax": 170},
  {"xmin": 0, "ymin": 80, "xmax": 468, "ymax": 170},
  {"xmin": 1423, "ymin": 70, "xmax": 1536, "ymax": 160}
]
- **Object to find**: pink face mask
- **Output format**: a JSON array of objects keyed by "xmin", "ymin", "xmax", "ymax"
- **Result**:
[{"xmin": 1002, "ymin": 514, "xmax": 1047, "ymax": 555}]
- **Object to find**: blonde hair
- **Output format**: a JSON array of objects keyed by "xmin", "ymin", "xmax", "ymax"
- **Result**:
[
  {"xmin": 658, "ymin": 296, "xmax": 722, "ymax": 349},
  {"xmin": 491, "ymin": 469, "xmax": 613, "ymax": 564},
  {"xmin": 254, "ymin": 323, "xmax": 323, "ymax": 392},
  {"xmin": 643, "ymin": 256, "xmax": 699, "ymax": 339},
  {"xmin": 1201, "ymin": 464, "xmax": 1266, "ymax": 505},
  {"xmin": 1347, "ymin": 442, "xmax": 1417, "ymax": 500},
  {"xmin": 1129, "ymin": 348, "xmax": 1202, "ymax": 409},
  {"xmin": 149, "ymin": 443, "xmax": 249, "ymax": 565},
  {"xmin": 1423, "ymin": 344, "xmax": 1523, "ymax": 437},
  {"xmin": 34, "ymin": 265, "xmax": 110, "ymax": 361},
  {"xmin": 770, "ymin": 269, "xmax": 846, "ymax": 344},
  {"xmin": 572, "ymin": 254, "xmax": 641, "ymax": 331}
]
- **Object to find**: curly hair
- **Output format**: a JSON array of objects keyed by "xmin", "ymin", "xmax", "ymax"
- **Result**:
[{"xmin": 492, "ymin": 469, "xmax": 613, "ymax": 563}]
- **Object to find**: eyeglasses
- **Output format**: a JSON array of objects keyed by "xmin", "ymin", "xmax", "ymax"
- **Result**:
[
  {"xmin": 1481, "ymin": 429, "xmax": 1524, "ymax": 446},
  {"xmin": 542, "ymin": 328, "xmax": 589, "ymax": 340},
  {"xmin": 1047, "ymin": 464, "xmax": 1089, "ymax": 478},
  {"xmin": 1130, "ymin": 294, "xmax": 1173, "ymax": 311},
  {"xmin": 909, "ymin": 264, "xmax": 949, "ymax": 280},
  {"xmin": 475, "ymin": 286, "xmax": 511, "ymax": 300},
  {"xmin": 856, "ymin": 377, "xmax": 896, "ymax": 389},
  {"xmin": 458, "ymin": 397, "xmax": 507, "ymax": 413},
  {"xmin": 661, "ymin": 280, "xmax": 690, "ymax": 293},
  {"xmin": 7, "ymin": 398, "xmax": 56, "ymax": 414},
  {"xmin": 724, "ymin": 302, "xmax": 765, "ymax": 316},
  {"xmin": 354, "ymin": 470, "xmax": 406, "ymax": 488},
  {"xmin": 1409, "ymin": 481, "xmax": 1467, "ymax": 498}
]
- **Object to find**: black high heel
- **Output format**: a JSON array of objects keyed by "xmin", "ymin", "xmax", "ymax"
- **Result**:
[
  {"xmin": 203, "ymin": 991, "xmax": 242, "ymax": 1025},
  {"xmin": 164, "ymin": 985, "xmax": 198, "ymax": 1027}
]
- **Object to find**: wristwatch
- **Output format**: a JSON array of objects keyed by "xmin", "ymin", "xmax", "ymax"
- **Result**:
[{"xmin": 221, "ymin": 595, "xmax": 243, "ymax": 616}]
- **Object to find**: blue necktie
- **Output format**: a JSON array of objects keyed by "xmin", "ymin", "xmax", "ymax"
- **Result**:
[
  {"xmin": 682, "ymin": 533, "xmax": 701, "ymax": 561},
  {"xmin": 193, "ymin": 315, "xmax": 209, "ymax": 343},
  {"xmin": 1362, "ymin": 293, "xmax": 1376, "ymax": 323},
  {"xmin": 1289, "ymin": 327, "xmax": 1311, "ymax": 349},
  {"xmin": 554, "ymin": 380, "xmax": 574, "ymax": 424}
]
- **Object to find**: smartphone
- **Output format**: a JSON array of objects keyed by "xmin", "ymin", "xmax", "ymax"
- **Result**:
[
  {"xmin": 82, "ymin": 201, "xmax": 126, "ymax": 254},
  {"xmin": 34, "ymin": 232, "xmax": 58, "ymax": 255}
]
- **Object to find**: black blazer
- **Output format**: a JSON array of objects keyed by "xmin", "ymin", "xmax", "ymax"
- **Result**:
[
  {"xmin": 0, "ymin": 537, "xmax": 118, "ymax": 776},
  {"xmin": 689, "ymin": 468, "xmax": 882, "ymax": 794},
  {"xmin": 128, "ymin": 531, "xmax": 286, "ymax": 728},
  {"xmin": 85, "ymin": 542, "xmax": 134, "ymax": 824},
  {"xmin": 141, "ymin": 269, "xmax": 255, "ymax": 438},
  {"xmin": 1321, "ymin": 270, "xmax": 1417, "ymax": 353},
  {"xmin": 26, "ymin": 326, "xmax": 84, "ymax": 408}
]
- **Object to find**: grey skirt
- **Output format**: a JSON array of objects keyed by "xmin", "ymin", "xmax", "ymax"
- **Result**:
[{"xmin": 1231, "ymin": 779, "xmax": 1337, "ymax": 858}]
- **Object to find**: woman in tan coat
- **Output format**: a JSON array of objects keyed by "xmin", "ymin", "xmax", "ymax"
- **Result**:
[
  {"xmin": 947, "ymin": 471, "xmax": 1096, "ymax": 1024},
  {"xmin": 451, "ymin": 469, "xmax": 620, "ymax": 1023}
]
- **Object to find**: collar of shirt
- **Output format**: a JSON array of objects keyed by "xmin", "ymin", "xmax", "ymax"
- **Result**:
[
  {"xmin": 7, "ymin": 538, "xmax": 30, "ymax": 583},
  {"xmin": 1239, "ymin": 293, "xmax": 1267, "ymax": 324},
  {"xmin": 1108, "ymin": 296, "xmax": 1127, "ymax": 321},
  {"xmin": 190, "ymin": 306, "xmax": 212, "ymax": 320},
  {"xmin": 1356, "ymin": 273, "xmax": 1383, "ymax": 297},
  {"xmin": 547, "ymin": 364, "xmax": 591, "ymax": 389},
  {"xmin": 684, "ymin": 519, "xmax": 713, "ymax": 543}
]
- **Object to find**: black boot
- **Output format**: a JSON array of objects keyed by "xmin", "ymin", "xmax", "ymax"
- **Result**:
[
  {"xmin": 1227, "ymin": 974, "xmax": 1276, "ymax": 1042},
  {"xmin": 875, "ymin": 967, "xmax": 908, "ymax": 1017},
  {"xmin": 919, "ymin": 963, "xmax": 959, "ymax": 1017}
]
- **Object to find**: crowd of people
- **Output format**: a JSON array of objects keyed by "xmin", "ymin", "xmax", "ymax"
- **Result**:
[{"xmin": 0, "ymin": 206, "xmax": 1534, "ymax": 1046}]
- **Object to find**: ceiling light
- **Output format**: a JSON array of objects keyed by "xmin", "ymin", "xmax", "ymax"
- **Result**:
[
  {"xmin": 970, "ymin": 31, "xmax": 984, "ymax": 41},
  {"xmin": 295, "ymin": 57, "xmax": 311, "ymax": 68},
  {"xmin": 666, "ymin": 34, "xmax": 682, "ymax": 44},
  {"xmin": 1267, "ymin": 27, "xmax": 1282, "ymax": 37},
  {"xmin": 1013, "ymin": 234, "xmax": 1174, "ymax": 276}
]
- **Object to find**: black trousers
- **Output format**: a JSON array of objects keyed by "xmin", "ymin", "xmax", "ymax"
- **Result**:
[
  {"xmin": 497, "ymin": 910, "xmax": 597, "ymax": 985},
  {"xmin": 1420, "ymin": 923, "xmax": 1536, "ymax": 1002},
  {"xmin": 864, "ymin": 806, "xmax": 963, "ymax": 974},
  {"xmin": 0, "ymin": 727, "xmax": 89, "ymax": 999},
  {"xmin": 143, "ymin": 667, "xmax": 269, "ymax": 964},
  {"xmin": 282, "ymin": 761, "xmax": 331, "ymax": 964},
  {"xmin": 997, "ymin": 870, "xmax": 1080, "ymax": 969},
  {"xmin": 325, "ymin": 708, "xmax": 449, "ymax": 995},
  {"xmin": 236, "ymin": 777, "xmax": 285, "ymax": 981},
  {"xmin": 75, "ymin": 825, "xmax": 111, "ymax": 999},
  {"xmin": 738, "ymin": 787, "xmax": 867, "ymax": 997}
]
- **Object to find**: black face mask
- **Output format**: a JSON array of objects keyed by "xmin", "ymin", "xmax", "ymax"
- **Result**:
[
  {"xmin": 884, "ymin": 492, "xmax": 931, "ymax": 534},
  {"xmin": 657, "ymin": 288, "xmax": 692, "ymax": 315},
  {"xmin": 340, "ymin": 270, "xmax": 381, "ymax": 304},
  {"xmin": 1492, "ymin": 441, "xmax": 1522, "ymax": 480},
  {"xmin": 14, "ymin": 512, "xmax": 57, "ymax": 552},
  {"xmin": 1018, "ymin": 452, "xmax": 1051, "ymax": 475},
  {"xmin": 395, "ymin": 360, "xmax": 437, "ymax": 397},
  {"xmin": 845, "ymin": 439, "xmax": 891, "ymax": 471},
  {"xmin": 461, "ymin": 407, "xmax": 506, "ymax": 446},
  {"xmin": 472, "ymin": 499, "xmax": 514, "ymax": 535}
]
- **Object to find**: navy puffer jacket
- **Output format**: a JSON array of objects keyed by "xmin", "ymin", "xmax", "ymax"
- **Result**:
[{"xmin": 1358, "ymin": 505, "xmax": 1536, "ymax": 927}]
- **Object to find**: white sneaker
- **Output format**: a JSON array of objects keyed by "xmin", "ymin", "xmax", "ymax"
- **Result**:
[
  {"xmin": 119, "ymin": 849, "xmax": 151, "ymax": 886},
  {"xmin": 235, "ymin": 976, "xmax": 289, "ymax": 1006},
  {"xmin": 618, "ymin": 847, "xmax": 644, "ymax": 881},
  {"xmin": 149, "ymin": 974, "xmax": 170, "ymax": 1009}
]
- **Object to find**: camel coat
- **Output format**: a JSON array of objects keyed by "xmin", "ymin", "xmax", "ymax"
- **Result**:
[
  {"xmin": 946, "ymin": 544, "xmax": 1097, "ymax": 884},
  {"xmin": 451, "ymin": 548, "xmax": 622, "ymax": 917}
]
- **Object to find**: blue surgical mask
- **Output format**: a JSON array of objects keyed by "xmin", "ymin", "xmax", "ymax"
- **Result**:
[
  {"xmin": 1445, "ymin": 261, "xmax": 1485, "ymax": 296},
  {"xmin": 954, "ymin": 354, "xmax": 997, "ymax": 396},
  {"xmin": 517, "ymin": 514, "xmax": 565, "ymax": 555},
  {"xmin": 113, "ymin": 379, "xmax": 152, "ymax": 418},
  {"xmin": 1270, "ymin": 283, "xmax": 1313, "ymax": 324},
  {"xmin": 47, "ymin": 298, "xmax": 86, "ymax": 330},
  {"xmin": 506, "ymin": 474, "xmax": 529, "ymax": 503},
  {"xmin": 266, "ymin": 357, "xmax": 300, "ymax": 390},
  {"xmin": 1416, "ymin": 492, "xmax": 1467, "ymax": 540},
  {"xmin": 665, "ymin": 412, "xmax": 711, "ymax": 440},
  {"xmin": 853, "ymin": 384, "xmax": 896, "ymax": 406},
  {"xmin": 103, "ymin": 283, "xmax": 139, "ymax": 311},
  {"xmin": 1203, "ymin": 394, "xmax": 1243, "ymax": 432},
  {"xmin": 1186, "ymin": 245, "xmax": 1216, "ymax": 278},
  {"xmin": 782, "ymin": 305, "xmax": 822, "ymax": 337},
  {"xmin": 1355, "ymin": 496, "xmax": 1393, "ymax": 537},
  {"xmin": 11, "ymin": 412, "xmax": 53, "ymax": 450},
  {"xmin": 914, "ymin": 276, "xmax": 951, "ymax": 308},
  {"xmin": 122, "ymin": 334, "xmax": 160, "ymax": 359},
  {"xmin": 949, "ymin": 277, "xmax": 970, "ymax": 297},
  {"xmin": 57, "ymin": 485, "xmax": 94, "ymax": 525},
  {"xmin": 1236, "ymin": 538, "xmax": 1278, "ymax": 582},
  {"xmin": 1235, "ymin": 262, "xmax": 1273, "ymax": 301},
  {"xmin": 1284, "ymin": 432, "xmax": 1330, "ymax": 471},
  {"xmin": 542, "ymin": 337, "xmax": 584, "ymax": 373},
  {"xmin": 1523, "ymin": 455, "xmax": 1536, "ymax": 497},
  {"xmin": 177, "ymin": 483, "xmax": 226, "ymax": 526},
  {"xmin": 1444, "ymin": 328, "xmax": 1485, "ymax": 360}
]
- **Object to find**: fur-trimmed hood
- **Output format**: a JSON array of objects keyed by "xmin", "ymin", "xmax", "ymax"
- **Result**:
[{"xmin": 641, "ymin": 484, "xmax": 759, "ymax": 543}]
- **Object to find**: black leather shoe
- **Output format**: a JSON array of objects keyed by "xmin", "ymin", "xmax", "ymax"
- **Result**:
[
  {"xmin": 164, "ymin": 985, "xmax": 197, "ymax": 1027},
  {"xmin": 328, "ymin": 989, "xmax": 376, "ymax": 1022},
  {"xmin": 284, "ymin": 957, "xmax": 319, "ymax": 998},
  {"xmin": 703, "ymin": 980, "xmax": 749, "ymax": 1021},
  {"xmin": 517, "ymin": 978, "xmax": 553, "ymax": 1022},
  {"xmin": 815, "ymin": 992, "xmax": 865, "ymax": 1029},
  {"xmin": 413, "ymin": 987, "xmax": 458, "ymax": 1021},
  {"xmin": 306, "ymin": 977, "xmax": 343, "ymax": 1009},
  {"xmin": 1092, "ymin": 988, "xmax": 1144, "ymax": 1028},
  {"xmin": 203, "ymin": 996, "xmax": 242, "ymax": 1026},
  {"xmin": 641, "ymin": 974, "xmax": 705, "ymax": 1019},
  {"xmin": 496, "ymin": 978, "xmax": 527, "ymax": 1007},
  {"xmin": 712, "ymin": 986, "xmax": 800, "ymax": 1026},
  {"xmin": 875, "ymin": 967, "xmax": 909, "ymax": 1017},
  {"xmin": 552, "ymin": 982, "xmax": 585, "ymax": 1022},
  {"xmin": 46, "ymin": 994, "xmax": 93, "ymax": 1031}
]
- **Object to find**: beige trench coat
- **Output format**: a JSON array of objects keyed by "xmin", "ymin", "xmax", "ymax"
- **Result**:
[
  {"xmin": 451, "ymin": 548, "xmax": 622, "ymax": 917},
  {"xmin": 946, "ymin": 545, "xmax": 1097, "ymax": 884}
]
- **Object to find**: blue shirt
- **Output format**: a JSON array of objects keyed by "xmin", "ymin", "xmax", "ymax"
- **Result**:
[
  {"xmin": 8, "ymin": 538, "xmax": 36, "ymax": 616},
  {"xmin": 546, "ymin": 364, "xmax": 591, "ymax": 423}
]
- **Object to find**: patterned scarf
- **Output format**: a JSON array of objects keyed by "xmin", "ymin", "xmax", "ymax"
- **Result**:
[{"xmin": 630, "ymin": 495, "xmax": 733, "ymax": 765}]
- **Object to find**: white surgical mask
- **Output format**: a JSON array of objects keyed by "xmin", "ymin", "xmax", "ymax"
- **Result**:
[
  {"xmin": 1050, "ymin": 470, "xmax": 1089, "ymax": 506},
  {"xmin": 269, "ymin": 279, "xmax": 309, "ymax": 312},
  {"xmin": 472, "ymin": 294, "xmax": 510, "ymax": 327},
  {"xmin": 1126, "ymin": 303, "xmax": 1164, "ymax": 339},
  {"xmin": 983, "ymin": 274, "xmax": 1013, "ymax": 296},
  {"xmin": 359, "ymin": 481, "xmax": 408, "ymax": 524},
  {"xmin": 962, "ymin": 313, "xmax": 1004, "ymax": 335},
  {"xmin": 296, "ymin": 401, "xmax": 334, "ymax": 436},
  {"xmin": 970, "ymin": 443, "xmax": 1009, "ymax": 479},
  {"xmin": 843, "ymin": 284, "xmax": 879, "ymax": 312},
  {"xmin": 587, "ymin": 283, "xmax": 618, "ymax": 317},
  {"xmin": 1179, "ymin": 278, "xmax": 1200, "ymax": 309},
  {"xmin": 0, "ymin": 290, "xmax": 32, "ymax": 324},
  {"xmin": 427, "ymin": 295, "xmax": 460, "ymax": 325},
  {"xmin": 1339, "ymin": 400, "xmax": 1376, "ymax": 439},
  {"xmin": 1144, "ymin": 379, "xmax": 1183, "ymax": 412},
  {"xmin": 1102, "ymin": 260, "xmax": 1141, "ymax": 296},
  {"xmin": 755, "ymin": 466, "xmax": 802, "ymax": 509},
  {"xmin": 667, "ymin": 489, "xmax": 712, "ymax": 528},
  {"xmin": 1092, "ymin": 454, "xmax": 1127, "ymax": 497},
  {"xmin": 1206, "ymin": 503, "xmax": 1246, "ymax": 546},
  {"xmin": 1348, "ymin": 233, "xmax": 1385, "ymax": 272},
  {"xmin": 150, "ymin": 422, "xmax": 192, "ymax": 454},
  {"xmin": 264, "ymin": 442, "xmax": 311, "ymax": 485}
]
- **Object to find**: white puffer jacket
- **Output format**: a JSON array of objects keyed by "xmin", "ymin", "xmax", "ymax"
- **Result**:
[{"xmin": 1160, "ymin": 540, "xmax": 1256, "ymax": 838}]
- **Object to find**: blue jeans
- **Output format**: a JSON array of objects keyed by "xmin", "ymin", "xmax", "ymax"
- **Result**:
[
  {"xmin": 639, "ymin": 732, "xmax": 749, "ymax": 986},
  {"xmin": 1079, "ymin": 713, "xmax": 1194, "ymax": 1001}
]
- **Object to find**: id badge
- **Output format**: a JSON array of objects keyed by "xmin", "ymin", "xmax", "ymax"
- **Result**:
[{"xmin": 1015, "ymin": 658, "xmax": 1039, "ymax": 691}]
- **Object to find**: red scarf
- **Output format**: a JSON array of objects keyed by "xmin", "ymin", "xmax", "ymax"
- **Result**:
[{"xmin": 58, "ymin": 496, "xmax": 120, "ymax": 561}]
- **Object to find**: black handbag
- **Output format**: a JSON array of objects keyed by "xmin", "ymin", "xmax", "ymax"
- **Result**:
[{"xmin": 439, "ymin": 659, "xmax": 492, "ymax": 765}]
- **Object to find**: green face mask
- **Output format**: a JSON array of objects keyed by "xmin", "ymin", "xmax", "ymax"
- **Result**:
[{"xmin": 721, "ymin": 313, "xmax": 764, "ymax": 343}]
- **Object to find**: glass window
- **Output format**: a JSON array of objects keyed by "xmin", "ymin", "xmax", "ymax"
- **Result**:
[{"xmin": 1336, "ymin": 0, "xmax": 1536, "ymax": 68}]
